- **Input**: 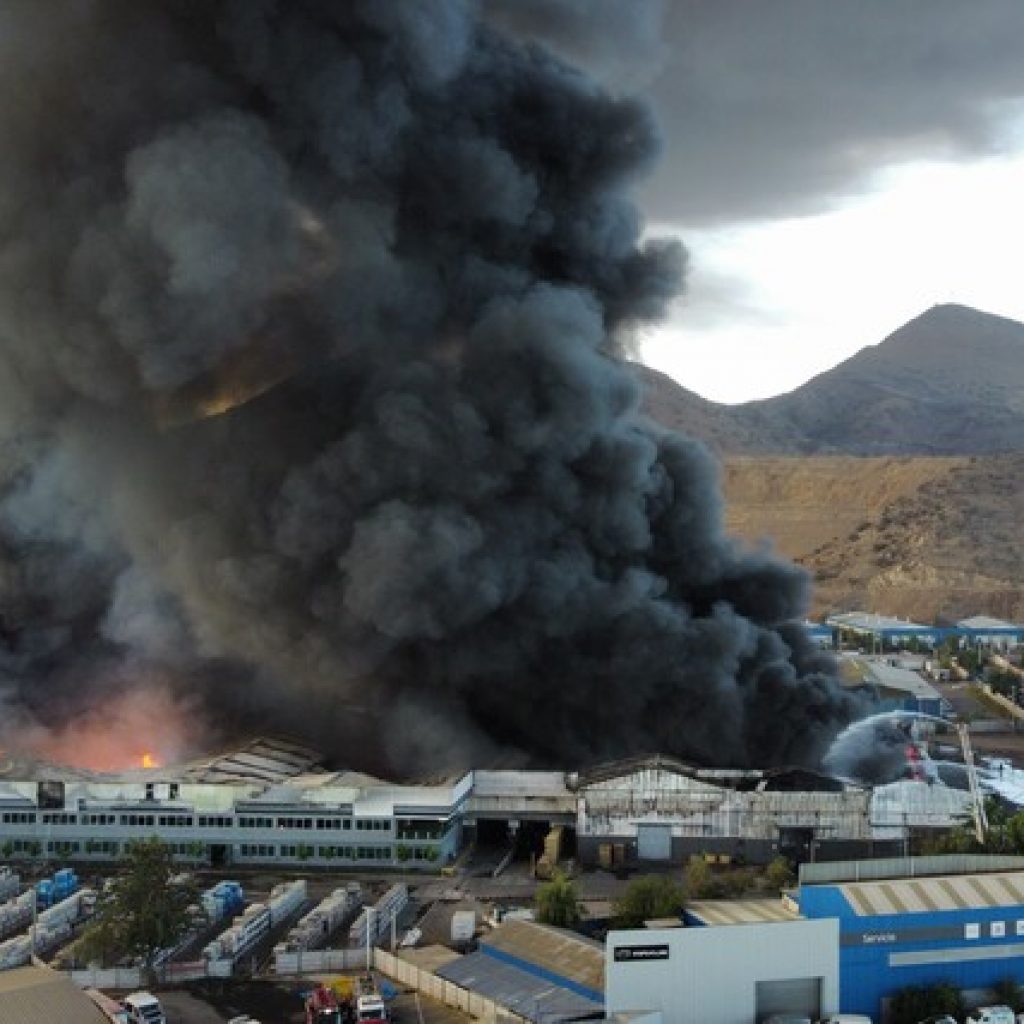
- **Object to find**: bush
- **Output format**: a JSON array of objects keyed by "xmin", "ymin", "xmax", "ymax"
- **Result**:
[
  {"xmin": 765, "ymin": 856, "xmax": 795, "ymax": 891},
  {"xmin": 683, "ymin": 855, "xmax": 716, "ymax": 898},
  {"xmin": 615, "ymin": 874, "xmax": 687, "ymax": 927},
  {"xmin": 536, "ymin": 871, "xmax": 582, "ymax": 928},
  {"xmin": 989, "ymin": 977, "xmax": 1024, "ymax": 1012},
  {"xmin": 888, "ymin": 982, "xmax": 963, "ymax": 1024}
]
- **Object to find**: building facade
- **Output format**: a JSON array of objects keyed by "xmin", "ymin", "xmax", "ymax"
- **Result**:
[
  {"xmin": 0, "ymin": 740, "xmax": 472, "ymax": 870},
  {"xmin": 799, "ymin": 858, "xmax": 1024, "ymax": 1020},
  {"xmin": 606, "ymin": 919, "xmax": 839, "ymax": 1024},
  {"xmin": 573, "ymin": 756, "xmax": 875, "ymax": 866}
]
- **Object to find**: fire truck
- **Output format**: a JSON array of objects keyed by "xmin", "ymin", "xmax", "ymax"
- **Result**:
[{"xmin": 305, "ymin": 985, "xmax": 343, "ymax": 1024}]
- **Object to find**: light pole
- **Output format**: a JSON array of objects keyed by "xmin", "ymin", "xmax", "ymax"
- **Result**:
[{"xmin": 365, "ymin": 906, "xmax": 375, "ymax": 972}]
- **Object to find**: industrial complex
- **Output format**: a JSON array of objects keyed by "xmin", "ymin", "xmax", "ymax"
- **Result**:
[
  {"xmin": 0, "ymin": 740, "xmax": 989, "ymax": 872},
  {"xmin": 2, "ymin": 611, "xmax": 1024, "ymax": 1023}
]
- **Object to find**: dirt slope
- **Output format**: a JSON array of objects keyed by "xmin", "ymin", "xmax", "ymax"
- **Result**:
[{"xmin": 722, "ymin": 455, "xmax": 1024, "ymax": 622}]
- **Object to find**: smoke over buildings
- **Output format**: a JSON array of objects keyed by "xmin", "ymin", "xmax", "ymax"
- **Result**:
[{"xmin": 0, "ymin": 0, "xmax": 859, "ymax": 776}]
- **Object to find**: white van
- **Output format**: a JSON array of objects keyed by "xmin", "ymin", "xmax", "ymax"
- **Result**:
[
  {"xmin": 966, "ymin": 1006, "xmax": 1015, "ymax": 1024},
  {"xmin": 123, "ymin": 991, "xmax": 166, "ymax": 1024}
]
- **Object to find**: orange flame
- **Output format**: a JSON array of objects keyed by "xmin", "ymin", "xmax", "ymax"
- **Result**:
[{"xmin": 141, "ymin": 752, "xmax": 158, "ymax": 769}]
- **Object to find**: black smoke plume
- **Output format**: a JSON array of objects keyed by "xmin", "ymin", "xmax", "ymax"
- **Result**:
[{"xmin": 0, "ymin": 0, "xmax": 858, "ymax": 776}]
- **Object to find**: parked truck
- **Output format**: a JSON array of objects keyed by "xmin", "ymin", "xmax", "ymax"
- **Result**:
[{"xmin": 305, "ymin": 984, "xmax": 344, "ymax": 1024}]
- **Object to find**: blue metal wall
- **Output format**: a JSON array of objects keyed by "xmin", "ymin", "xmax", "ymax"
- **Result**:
[{"xmin": 800, "ymin": 884, "xmax": 1024, "ymax": 1019}]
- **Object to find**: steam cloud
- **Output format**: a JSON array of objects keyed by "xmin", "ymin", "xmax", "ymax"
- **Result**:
[{"xmin": 0, "ymin": 0, "xmax": 859, "ymax": 776}]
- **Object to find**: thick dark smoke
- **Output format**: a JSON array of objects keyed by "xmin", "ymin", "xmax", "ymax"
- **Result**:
[{"xmin": 0, "ymin": 0, "xmax": 859, "ymax": 777}]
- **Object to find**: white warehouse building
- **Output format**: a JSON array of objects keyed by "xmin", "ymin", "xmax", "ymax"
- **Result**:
[{"xmin": 606, "ymin": 918, "xmax": 840, "ymax": 1024}]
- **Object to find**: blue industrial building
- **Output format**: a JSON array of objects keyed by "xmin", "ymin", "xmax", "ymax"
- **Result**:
[{"xmin": 799, "ymin": 857, "xmax": 1024, "ymax": 1020}]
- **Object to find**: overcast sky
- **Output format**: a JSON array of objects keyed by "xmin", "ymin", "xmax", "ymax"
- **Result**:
[{"xmin": 493, "ymin": 1, "xmax": 1024, "ymax": 403}]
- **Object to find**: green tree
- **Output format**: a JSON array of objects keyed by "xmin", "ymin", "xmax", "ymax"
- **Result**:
[
  {"xmin": 990, "ymin": 977, "xmax": 1024, "ymax": 1012},
  {"xmin": 614, "ymin": 874, "xmax": 687, "ymax": 927},
  {"xmin": 888, "ymin": 982, "xmax": 963, "ymax": 1024},
  {"xmin": 683, "ymin": 855, "xmax": 716, "ymax": 898},
  {"xmin": 84, "ymin": 838, "xmax": 195, "ymax": 977},
  {"xmin": 535, "ymin": 871, "xmax": 583, "ymax": 928},
  {"xmin": 764, "ymin": 856, "xmax": 795, "ymax": 891}
]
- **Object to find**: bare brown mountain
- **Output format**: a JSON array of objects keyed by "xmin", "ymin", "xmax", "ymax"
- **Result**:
[
  {"xmin": 639, "ymin": 305, "xmax": 1024, "ymax": 621},
  {"xmin": 639, "ymin": 303, "xmax": 1024, "ymax": 455}
]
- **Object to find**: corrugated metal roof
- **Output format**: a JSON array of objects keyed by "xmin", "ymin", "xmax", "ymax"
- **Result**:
[
  {"xmin": 838, "ymin": 870, "xmax": 1024, "ymax": 916},
  {"xmin": 958, "ymin": 616, "xmax": 1022, "ymax": 630},
  {"xmin": 0, "ymin": 965, "xmax": 108, "ymax": 1024},
  {"xmin": 481, "ymin": 918, "xmax": 604, "ymax": 995},
  {"xmin": 686, "ymin": 899, "xmax": 800, "ymax": 926},
  {"xmin": 437, "ymin": 951, "xmax": 602, "ymax": 1022},
  {"xmin": 397, "ymin": 944, "xmax": 462, "ymax": 973}
]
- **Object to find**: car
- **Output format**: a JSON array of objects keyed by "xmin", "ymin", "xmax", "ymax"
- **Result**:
[
  {"xmin": 914, "ymin": 1015, "xmax": 958, "ymax": 1024},
  {"xmin": 966, "ymin": 1007, "xmax": 1015, "ymax": 1024}
]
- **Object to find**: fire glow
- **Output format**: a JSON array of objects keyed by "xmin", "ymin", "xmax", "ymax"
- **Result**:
[{"xmin": 2, "ymin": 688, "xmax": 199, "ymax": 773}]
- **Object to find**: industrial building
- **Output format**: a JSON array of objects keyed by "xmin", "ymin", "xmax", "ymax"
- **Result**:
[
  {"xmin": 0, "ymin": 738, "xmax": 472, "ymax": 871},
  {"xmin": 605, "ymin": 856, "xmax": 1024, "ymax": 1023},
  {"xmin": 828, "ymin": 611, "xmax": 1024, "ymax": 651},
  {"xmin": 828, "ymin": 611, "xmax": 939, "ymax": 649},
  {"xmin": 434, "ymin": 918, "xmax": 604, "ymax": 1023},
  {"xmin": 842, "ymin": 655, "xmax": 946, "ymax": 717},
  {"xmin": 957, "ymin": 616, "xmax": 1024, "ymax": 650},
  {"xmin": 571, "ymin": 755, "xmax": 879, "ymax": 865},
  {"xmin": 0, "ymin": 742, "xmax": 985, "ymax": 870},
  {"xmin": 798, "ymin": 854, "xmax": 1024, "ymax": 1021},
  {"xmin": 606, "ymin": 917, "xmax": 840, "ymax": 1024}
]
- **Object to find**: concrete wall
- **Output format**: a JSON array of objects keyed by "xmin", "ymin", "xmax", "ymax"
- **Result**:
[
  {"xmin": 605, "ymin": 920, "xmax": 839, "ymax": 1024},
  {"xmin": 578, "ymin": 834, "xmax": 896, "ymax": 868}
]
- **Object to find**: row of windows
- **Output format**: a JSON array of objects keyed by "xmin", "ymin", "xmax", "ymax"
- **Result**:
[
  {"xmin": 239, "ymin": 844, "xmax": 276, "ymax": 857},
  {"xmin": 396, "ymin": 819, "xmax": 449, "ymax": 840},
  {"xmin": 120, "ymin": 815, "xmax": 156, "ymax": 827},
  {"xmin": 46, "ymin": 840, "xmax": 80, "ymax": 853},
  {"xmin": 274, "ymin": 844, "xmax": 393, "ymax": 860},
  {"xmin": 6, "ymin": 813, "xmax": 439, "ymax": 834}
]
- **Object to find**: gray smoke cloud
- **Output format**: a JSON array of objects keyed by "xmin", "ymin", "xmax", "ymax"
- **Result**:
[
  {"xmin": 0, "ymin": 0, "xmax": 860, "ymax": 777},
  {"xmin": 633, "ymin": 2, "xmax": 1024, "ymax": 226}
]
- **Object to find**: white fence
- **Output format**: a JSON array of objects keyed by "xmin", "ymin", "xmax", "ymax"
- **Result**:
[
  {"xmin": 273, "ymin": 947, "xmax": 369, "ymax": 974},
  {"xmin": 70, "ymin": 967, "xmax": 143, "ymax": 990},
  {"xmin": 69, "ymin": 960, "xmax": 208, "ymax": 990}
]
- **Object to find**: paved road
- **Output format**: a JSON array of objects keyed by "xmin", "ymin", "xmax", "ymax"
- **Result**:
[{"xmin": 159, "ymin": 990, "xmax": 229, "ymax": 1024}]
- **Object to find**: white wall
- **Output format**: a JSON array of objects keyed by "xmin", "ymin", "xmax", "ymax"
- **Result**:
[{"xmin": 606, "ymin": 919, "xmax": 839, "ymax": 1024}]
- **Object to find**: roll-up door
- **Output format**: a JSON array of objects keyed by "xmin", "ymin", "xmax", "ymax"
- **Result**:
[
  {"xmin": 755, "ymin": 976, "xmax": 822, "ymax": 1022},
  {"xmin": 636, "ymin": 823, "xmax": 672, "ymax": 861}
]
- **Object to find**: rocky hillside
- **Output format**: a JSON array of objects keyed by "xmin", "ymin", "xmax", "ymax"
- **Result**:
[
  {"xmin": 638, "ymin": 304, "xmax": 1024, "ymax": 622},
  {"xmin": 640, "ymin": 303, "xmax": 1024, "ymax": 455},
  {"xmin": 721, "ymin": 455, "xmax": 1024, "ymax": 623}
]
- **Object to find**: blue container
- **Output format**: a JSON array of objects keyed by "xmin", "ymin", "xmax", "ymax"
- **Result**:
[{"xmin": 35, "ymin": 880, "xmax": 54, "ymax": 908}]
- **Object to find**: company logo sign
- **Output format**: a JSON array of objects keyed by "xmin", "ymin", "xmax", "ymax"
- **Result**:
[{"xmin": 613, "ymin": 944, "xmax": 670, "ymax": 962}]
